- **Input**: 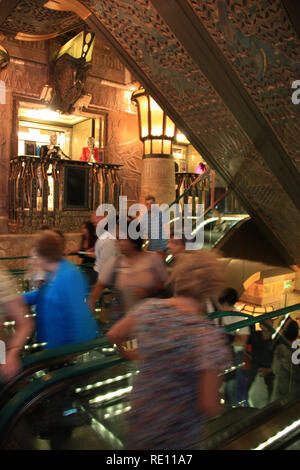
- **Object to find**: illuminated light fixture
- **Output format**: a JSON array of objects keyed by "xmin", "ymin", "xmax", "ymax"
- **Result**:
[
  {"xmin": 0, "ymin": 45, "xmax": 9, "ymax": 70},
  {"xmin": 131, "ymin": 86, "xmax": 176, "ymax": 156},
  {"xmin": 175, "ymin": 132, "xmax": 190, "ymax": 144},
  {"xmin": 56, "ymin": 30, "xmax": 95, "ymax": 63},
  {"xmin": 40, "ymin": 85, "xmax": 53, "ymax": 104},
  {"xmin": 235, "ymin": 303, "xmax": 274, "ymax": 316}
]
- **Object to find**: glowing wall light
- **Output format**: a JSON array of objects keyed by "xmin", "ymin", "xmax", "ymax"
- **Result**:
[{"xmin": 131, "ymin": 86, "xmax": 176, "ymax": 156}]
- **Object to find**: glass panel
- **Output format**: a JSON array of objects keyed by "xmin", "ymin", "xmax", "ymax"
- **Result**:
[
  {"xmin": 137, "ymin": 96, "xmax": 149, "ymax": 139},
  {"xmin": 1, "ymin": 361, "xmax": 135, "ymax": 450},
  {"xmin": 152, "ymin": 139, "xmax": 162, "ymax": 154},
  {"xmin": 144, "ymin": 140, "xmax": 151, "ymax": 155},
  {"xmin": 162, "ymin": 140, "xmax": 171, "ymax": 155},
  {"xmin": 165, "ymin": 115, "xmax": 175, "ymax": 138},
  {"xmin": 149, "ymin": 97, "xmax": 163, "ymax": 137}
]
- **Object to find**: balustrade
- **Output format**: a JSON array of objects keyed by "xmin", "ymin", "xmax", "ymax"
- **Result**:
[{"xmin": 8, "ymin": 156, "xmax": 122, "ymax": 233}]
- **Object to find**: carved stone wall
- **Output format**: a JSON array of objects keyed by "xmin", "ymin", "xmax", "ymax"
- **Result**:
[
  {"xmin": 0, "ymin": 36, "xmax": 143, "ymax": 232},
  {"xmin": 104, "ymin": 109, "xmax": 143, "ymax": 206},
  {"xmin": 0, "ymin": 232, "xmax": 81, "ymax": 272}
]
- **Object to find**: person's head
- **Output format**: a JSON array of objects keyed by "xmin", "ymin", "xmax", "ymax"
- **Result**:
[
  {"xmin": 82, "ymin": 221, "xmax": 97, "ymax": 245},
  {"xmin": 49, "ymin": 133, "xmax": 57, "ymax": 146},
  {"xmin": 82, "ymin": 220, "xmax": 95, "ymax": 236},
  {"xmin": 145, "ymin": 195, "xmax": 156, "ymax": 212},
  {"xmin": 283, "ymin": 319, "xmax": 299, "ymax": 343},
  {"xmin": 33, "ymin": 230, "xmax": 64, "ymax": 271},
  {"xmin": 90, "ymin": 213, "xmax": 105, "ymax": 229},
  {"xmin": 170, "ymin": 250, "xmax": 224, "ymax": 303},
  {"xmin": 118, "ymin": 223, "xmax": 144, "ymax": 257},
  {"xmin": 87, "ymin": 136, "xmax": 95, "ymax": 148},
  {"xmin": 167, "ymin": 232, "xmax": 186, "ymax": 258},
  {"xmin": 219, "ymin": 288, "xmax": 238, "ymax": 307}
]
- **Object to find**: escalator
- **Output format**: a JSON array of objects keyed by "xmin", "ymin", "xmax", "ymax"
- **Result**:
[{"xmin": 1, "ymin": 307, "xmax": 300, "ymax": 450}]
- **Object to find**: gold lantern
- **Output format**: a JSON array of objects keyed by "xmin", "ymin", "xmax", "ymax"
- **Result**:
[{"xmin": 131, "ymin": 87, "xmax": 176, "ymax": 156}]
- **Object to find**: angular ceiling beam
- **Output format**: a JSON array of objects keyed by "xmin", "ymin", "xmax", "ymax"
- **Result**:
[
  {"xmin": 151, "ymin": 0, "xmax": 300, "ymax": 215},
  {"xmin": 84, "ymin": 10, "xmax": 295, "ymax": 266}
]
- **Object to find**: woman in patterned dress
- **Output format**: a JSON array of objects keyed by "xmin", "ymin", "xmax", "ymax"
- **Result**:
[{"xmin": 107, "ymin": 250, "xmax": 231, "ymax": 450}]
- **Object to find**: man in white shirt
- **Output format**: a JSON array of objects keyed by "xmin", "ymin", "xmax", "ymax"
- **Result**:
[{"xmin": 91, "ymin": 214, "xmax": 119, "ymax": 278}]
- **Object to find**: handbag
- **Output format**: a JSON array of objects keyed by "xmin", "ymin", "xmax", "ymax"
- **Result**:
[{"xmin": 248, "ymin": 373, "xmax": 269, "ymax": 408}]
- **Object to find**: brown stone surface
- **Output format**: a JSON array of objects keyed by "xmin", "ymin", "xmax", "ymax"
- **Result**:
[
  {"xmin": 0, "ymin": 36, "xmax": 143, "ymax": 234},
  {"xmin": 0, "ymin": 232, "xmax": 81, "ymax": 271}
]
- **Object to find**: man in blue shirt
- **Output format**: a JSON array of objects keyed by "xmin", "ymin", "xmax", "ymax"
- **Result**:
[{"xmin": 141, "ymin": 195, "xmax": 168, "ymax": 252}]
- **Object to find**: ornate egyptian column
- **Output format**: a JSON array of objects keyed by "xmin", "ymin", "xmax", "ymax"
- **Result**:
[{"xmin": 131, "ymin": 87, "xmax": 176, "ymax": 205}]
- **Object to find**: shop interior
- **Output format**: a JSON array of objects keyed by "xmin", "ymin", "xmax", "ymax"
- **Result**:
[{"xmin": 17, "ymin": 101, "xmax": 106, "ymax": 161}]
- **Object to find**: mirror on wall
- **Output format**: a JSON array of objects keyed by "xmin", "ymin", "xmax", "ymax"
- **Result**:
[{"xmin": 17, "ymin": 101, "xmax": 106, "ymax": 161}]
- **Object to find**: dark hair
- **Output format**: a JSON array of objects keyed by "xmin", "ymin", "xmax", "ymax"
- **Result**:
[
  {"xmin": 219, "ymin": 288, "xmax": 238, "ymax": 306},
  {"xmin": 145, "ymin": 195, "xmax": 156, "ymax": 202},
  {"xmin": 284, "ymin": 319, "xmax": 299, "ymax": 342},
  {"xmin": 119, "ymin": 222, "xmax": 144, "ymax": 251},
  {"xmin": 81, "ymin": 221, "xmax": 97, "ymax": 249}
]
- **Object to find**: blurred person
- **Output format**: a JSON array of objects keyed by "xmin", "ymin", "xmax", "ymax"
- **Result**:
[
  {"xmin": 271, "ymin": 319, "xmax": 300, "ymax": 401},
  {"xmin": 167, "ymin": 233, "xmax": 186, "ymax": 260},
  {"xmin": 217, "ymin": 288, "xmax": 250, "ymax": 407},
  {"xmin": 195, "ymin": 162, "xmax": 206, "ymax": 174},
  {"xmin": 107, "ymin": 251, "xmax": 231, "ymax": 450},
  {"xmin": 67, "ymin": 221, "xmax": 98, "ymax": 285},
  {"xmin": 140, "ymin": 195, "xmax": 168, "ymax": 253},
  {"xmin": 90, "ymin": 213, "xmax": 119, "ymax": 279},
  {"xmin": 26, "ymin": 227, "xmax": 65, "ymax": 290},
  {"xmin": 22, "ymin": 230, "xmax": 98, "ymax": 349},
  {"xmin": 0, "ymin": 268, "xmax": 33, "ymax": 381},
  {"xmin": 246, "ymin": 320, "xmax": 275, "ymax": 407},
  {"xmin": 89, "ymin": 224, "xmax": 167, "ymax": 326},
  {"xmin": 78, "ymin": 221, "xmax": 97, "ymax": 263}
]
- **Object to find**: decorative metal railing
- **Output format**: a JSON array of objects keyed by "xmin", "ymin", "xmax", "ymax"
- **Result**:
[{"xmin": 8, "ymin": 156, "xmax": 122, "ymax": 233}]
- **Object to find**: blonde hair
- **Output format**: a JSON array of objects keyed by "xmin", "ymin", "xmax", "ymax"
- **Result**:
[{"xmin": 170, "ymin": 250, "xmax": 224, "ymax": 301}]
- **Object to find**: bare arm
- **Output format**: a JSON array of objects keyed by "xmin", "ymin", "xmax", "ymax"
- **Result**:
[
  {"xmin": 1, "ymin": 297, "xmax": 34, "ymax": 382},
  {"xmin": 106, "ymin": 314, "xmax": 140, "ymax": 361},
  {"xmin": 89, "ymin": 280, "xmax": 104, "ymax": 312},
  {"xmin": 232, "ymin": 334, "xmax": 248, "ymax": 347},
  {"xmin": 198, "ymin": 370, "xmax": 222, "ymax": 417}
]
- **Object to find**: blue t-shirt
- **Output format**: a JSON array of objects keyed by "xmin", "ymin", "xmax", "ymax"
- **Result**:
[
  {"xmin": 23, "ymin": 259, "xmax": 99, "ymax": 348},
  {"xmin": 141, "ymin": 208, "xmax": 168, "ymax": 252}
]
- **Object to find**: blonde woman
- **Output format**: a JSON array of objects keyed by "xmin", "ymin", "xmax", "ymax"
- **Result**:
[{"xmin": 107, "ymin": 251, "xmax": 231, "ymax": 450}]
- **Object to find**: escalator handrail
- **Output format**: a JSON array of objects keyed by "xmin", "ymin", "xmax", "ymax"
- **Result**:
[
  {"xmin": 168, "ymin": 170, "xmax": 210, "ymax": 210},
  {"xmin": 0, "ymin": 336, "xmax": 111, "ymax": 406},
  {"xmin": 208, "ymin": 309, "xmax": 292, "ymax": 349},
  {"xmin": 210, "ymin": 303, "xmax": 300, "ymax": 336},
  {"xmin": 0, "ymin": 353, "xmax": 126, "ymax": 444}
]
